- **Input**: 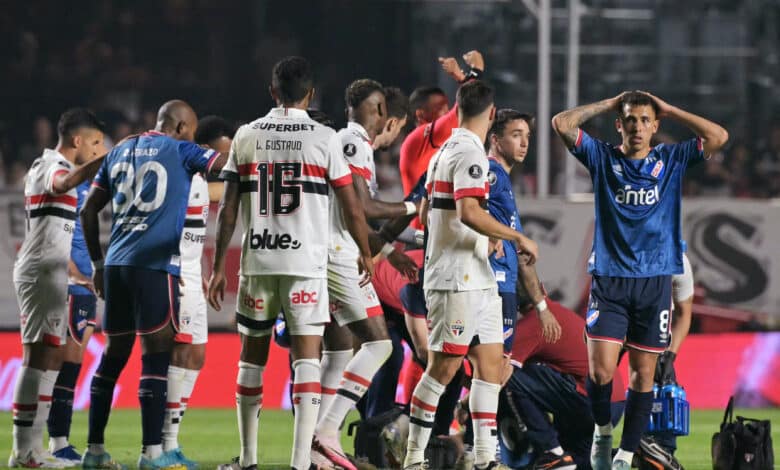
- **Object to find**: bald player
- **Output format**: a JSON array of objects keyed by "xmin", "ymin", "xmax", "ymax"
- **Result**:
[{"xmin": 80, "ymin": 100, "xmax": 227, "ymax": 470}]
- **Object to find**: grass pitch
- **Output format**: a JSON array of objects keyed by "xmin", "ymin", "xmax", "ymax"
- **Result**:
[{"xmin": 1, "ymin": 408, "xmax": 778, "ymax": 469}]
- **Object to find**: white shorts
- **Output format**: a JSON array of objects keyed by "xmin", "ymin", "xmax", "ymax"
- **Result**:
[
  {"xmin": 177, "ymin": 288, "xmax": 208, "ymax": 345},
  {"xmin": 425, "ymin": 287, "xmax": 503, "ymax": 355},
  {"xmin": 327, "ymin": 258, "xmax": 383, "ymax": 326},
  {"xmin": 672, "ymin": 253, "xmax": 694, "ymax": 303},
  {"xmin": 15, "ymin": 278, "xmax": 67, "ymax": 346},
  {"xmin": 236, "ymin": 275, "xmax": 328, "ymax": 337}
]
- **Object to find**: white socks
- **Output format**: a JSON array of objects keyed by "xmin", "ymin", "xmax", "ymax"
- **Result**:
[
  {"xmin": 318, "ymin": 349, "xmax": 352, "ymax": 421},
  {"xmin": 163, "ymin": 365, "xmax": 186, "ymax": 451},
  {"xmin": 12, "ymin": 367, "xmax": 43, "ymax": 454},
  {"xmin": 470, "ymin": 379, "xmax": 501, "ymax": 469},
  {"xmin": 290, "ymin": 359, "xmax": 321, "ymax": 470},
  {"xmin": 236, "ymin": 361, "xmax": 264, "ymax": 467},
  {"xmin": 404, "ymin": 373, "xmax": 445, "ymax": 467}
]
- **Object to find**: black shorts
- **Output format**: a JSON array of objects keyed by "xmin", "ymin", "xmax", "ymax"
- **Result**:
[
  {"xmin": 585, "ymin": 275, "xmax": 672, "ymax": 353},
  {"xmin": 103, "ymin": 266, "xmax": 180, "ymax": 336},
  {"xmin": 67, "ymin": 293, "xmax": 97, "ymax": 344}
]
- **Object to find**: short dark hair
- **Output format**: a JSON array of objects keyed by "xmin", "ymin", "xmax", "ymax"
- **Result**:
[
  {"xmin": 195, "ymin": 115, "xmax": 234, "ymax": 145},
  {"xmin": 456, "ymin": 80, "xmax": 494, "ymax": 119},
  {"xmin": 383, "ymin": 87, "xmax": 409, "ymax": 120},
  {"xmin": 345, "ymin": 79, "xmax": 384, "ymax": 109},
  {"xmin": 489, "ymin": 109, "xmax": 535, "ymax": 138},
  {"xmin": 618, "ymin": 91, "xmax": 659, "ymax": 116},
  {"xmin": 306, "ymin": 109, "xmax": 335, "ymax": 129},
  {"xmin": 272, "ymin": 56, "xmax": 313, "ymax": 104},
  {"xmin": 409, "ymin": 86, "xmax": 446, "ymax": 112},
  {"xmin": 57, "ymin": 108, "xmax": 105, "ymax": 139}
]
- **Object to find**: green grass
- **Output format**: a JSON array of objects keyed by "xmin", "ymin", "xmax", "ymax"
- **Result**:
[{"xmin": 1, "ymin": 408, "xmax": 779, "ymax": 469}]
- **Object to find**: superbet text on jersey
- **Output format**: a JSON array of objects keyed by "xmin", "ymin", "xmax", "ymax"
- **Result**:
[{"xmin": 220, "ymin": 107, "xmax": 352, "ymax": 278}]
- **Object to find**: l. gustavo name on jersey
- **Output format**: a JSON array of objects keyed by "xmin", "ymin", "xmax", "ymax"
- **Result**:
[
  {"xmin": 614, "ymin": 184, "xmax": 659, "ymax": 206},
  {"xmin": 117, "ymin": 216, "xmax": 150, "ymax": 232},
  {"xmin": 249, "ymin": 228, "xmax": 302, "ymax": 250}
]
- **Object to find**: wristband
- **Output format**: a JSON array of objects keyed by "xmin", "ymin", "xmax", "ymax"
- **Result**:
[
  {"xmin": 535, "ymin": 299, "xmax": 548, "ymax": 313},
  {"xmin": 414, "ymin": 230, "xmax": 425, "ymax": 246},
  {"xmin": 460, "ymin": 68, "xmax": 484, "ymax": 83},
  {"xmin": 380, "ymin": 243, "xmax": 395, "ymax": 258},
  {"xmin": 404, "ymin": 201, "xmax": 417, "ymax": 216},
  {"xmin": 91, "ymin": 258, "xmax": 105, "ymax": 271}
]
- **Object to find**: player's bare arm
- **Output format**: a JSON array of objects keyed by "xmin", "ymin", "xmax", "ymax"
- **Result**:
[
  {"xmin": 551, "ymin": 92, "xmax": 626, "ymax": 148},
  {"xmin": 205, "ymin": 152, "xmax": 229, "ymax": 177},
  {"xmin": 418, "ymin": 196, "xmax": 429, "ymax": 227},
  {"xmin": 640, "ymin": 91, "xmax": 729, "ymax": 156},
  {"xmin": 333, "ymin": 183, "xmax": 374, "ymax": 285},
  {"xmin": 377, "ymin": 212, "xmax": 417, "ymax": 243},
  {"xmin": 518, "ymin": 253, "xmax": 562, "ymax": 343},
  {"xmin": 456, "ymin": 196, "xmax": 538, "ymax": 264},
  {"xmin": 353, "ymin": 174, "xmax": 417, "ymax": 219},
  {"xmin": 367, "ymin": 232, "xmax": 418, "ymax": 282},
  {"xmin": 80, "ymin": 186, "xmax": 111, "ymax": 298},
  {"xmin": 207, "ymin": 179, "xmax": 240, "ymax": 311},
  {"xmin": 51, "ymin": 155, "xmax": 106, "ymax": 194}
]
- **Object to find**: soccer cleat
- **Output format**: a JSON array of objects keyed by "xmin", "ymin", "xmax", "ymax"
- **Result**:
[
  {"xmin": 532, "ymin": 451, "xmax": 577, "ymax": 470},
  {"xmin": 52, "ymin": 446, "xmax": 82, "ymax": 465},
  {"xmin": 215, "ymin": 457, "xmax": 256, "ymax": 470},
  {"xmin": 9, "ymin": 449, "xmax": 70, "ymax": 468},
  {"xmin": 310, "ymin": 448, "xmax": 336, "ymax": 470},
  {"xmin": 403, "ymin": 461, "xmax": 428, "ymax": 470},
  {"xmin": 590, "ymin": 434, "xmax": 613, "ymax": 470},
  {"xmin": 169, "ymin": 449, "xmax": 197, "ymax": 470},
  {"xmin": 380, "ymin": 414, "xmax": 409, "ymax": 468},
  {"xmin": 312, "ymin": 435, "xmax": 356, "ymax": 470},
  {"xmin": 474, "ymin": 462, "xmax": 512, "ymax": 470},
  {"xmin": 81, "ymin": 450, "xmax": 127, "ymax": 470},
  {"xmin": 636, "ymin": 437, "xmax": 684, "ymax": 470},
  {"xmin": 611, "ymin": 459, "xmax": 631, "ymax": 470},
  {"xmin": 137, "ymin": 450, "xmax": 187, "ymax": 470}
]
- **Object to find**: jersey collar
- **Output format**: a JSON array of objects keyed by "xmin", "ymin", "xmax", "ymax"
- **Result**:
[
  {"xmin": 347, "ymin": 121, "xmax": 371, "ymax": 144},
  {"xmin": 269, "ymin": 107, "xmax": 310, "ymax": 119},
  {"xmin": 451, "ymin": 127, "xmax": 484, "ymax": 150}
]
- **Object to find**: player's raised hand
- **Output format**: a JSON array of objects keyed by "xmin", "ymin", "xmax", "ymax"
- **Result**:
[
  {"xmin": 438, "ymin": 56, "xmax": 466, "ymax": 82},
  {"xmin": 357, "ymin": 254, "xmax": 375, "ymax": 287},
  {"xmin": 637, "ymin": 90, "xmax": 674, "ymax": 118},
  {"xmin": 387, "ymin": 250, "xmax": 419, "ymax": 284},
  {"xmin": 208, "ymin": 270, "xmax": 226, "ymax": 311},
  {"xmin": 515, "ymin": 233, "xmax": 539, "ymax": 265},
  {"xmin": 538, "ymin": 308, "xmax": 562, "ymax": 344},
  {"xmin": 92, "ymin": 269, "xmax": 104, "ymax": 299},
  {"xmin": 462, "ymin": 50, "xmax": 484, "ymax": 71}
]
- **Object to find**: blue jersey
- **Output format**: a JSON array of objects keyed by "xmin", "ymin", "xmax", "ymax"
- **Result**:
[
  {"xmin": 93, "ymin": 131, "xmax": 218, "ymax": 276},
  {"xmin": 572, "ymin": 130, "xmax": 704, "ymax": 277},
  {"xmin": 487, "ymin": 158, "xmax": 523, "ymax": 293},
  {"xmin": 68, "ymin": 179, "xmax": 93, "ymax": 295}
]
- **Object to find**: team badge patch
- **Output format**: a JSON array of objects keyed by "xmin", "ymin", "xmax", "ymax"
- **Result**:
[
  {"xmin": 468, "ymin": 164, "xmax": 483, "ymax": 179},
  {"xmin": 586, "ymin": 309, "xmax": 600, "ymax": 328},
  {"xmin": 651, "ymin": 160, "xmax": 664, "ymax": 178},
  {"xmin": 487, "ymin": 170, "xmax": 497, "ymax": 186},
  {"xmin": 343, "ymin": 143, "xmax": 357, "ymax": 157},
  {"xmin": 451, "ymin": 319, "xmax": 465, "ymax": 337}
]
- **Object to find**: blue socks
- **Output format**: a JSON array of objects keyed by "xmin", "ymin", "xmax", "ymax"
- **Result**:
[
  {"xmin": 586, "ymin": 377, "xmax": 613, "ymax": 426},
  {"xmin": 139, "ymin": 352, "xmax": 170, "ymax": 447},
  {"xmin": 88, "ymin": 354, "xmax": 130, "ymax": 445},
  {"xmin": 47, "ymin": 361, "xmax": 81, "ymax": 440},
  {"xmin": 620, "ymin": 389, "xmax": 654, "ymax": 452}
]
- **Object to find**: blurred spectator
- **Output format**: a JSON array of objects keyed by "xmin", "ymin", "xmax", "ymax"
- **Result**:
[
  {"xmin": 695, "ymin": 151, "xmax": 732, "ymax": 197},
  {"xmin": 755, "ymin": 121, "xmax": 780, "ymax": 197},
  {"xmin": 725, "ymin": 141, "xmax": 754, "ymax": 198},
  {"xmin": 17, "ymin": 116, "xmax": 54, "ymax": 166}
]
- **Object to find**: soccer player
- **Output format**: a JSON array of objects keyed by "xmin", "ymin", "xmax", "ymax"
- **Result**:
[
  {"xmin": 403, "ymin": 80, "xmax": 538, "ymax": 470},
  {"xmin": 551, "ymin": 91, "xmax": 728, "ymax": 470},
  {"xmin": 207, "ymin": 57, "xmax": 374, "ymax": 470},
  {"xmin": 81, "ymin": 100, "xmax": 226, "ymax": 470},
  {"xmin": 11, "ymin": 108, "xmax": 106, "ymax": 468},
  {"xmin": 161, "ymin": 115, "xmax": 235, "ymax": 465},
  {"xmin": 372, "ymin": 86, "xmax": 410, "ymax": 151},
  {"xmin": 313, "ymin": 79, "xmax": 417, "ymax": 470}
]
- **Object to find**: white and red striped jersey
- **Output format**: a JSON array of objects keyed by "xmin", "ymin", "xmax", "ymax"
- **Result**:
[
  {"xmin": 423, "ymin": 128, "xmax": 495, "ymax": 291},
  {"xmin": 220, "ymin": 107, "xmax": 352, "ymax": 278},
  {"xmin": 329, "ymin": 122, "xmax": 374, "ymax": 262},
  {"xmin": 179, "ymin": 173, "xmax": 209, "ymax": 289},
  {"xmin": 13, "ymin": 149, "xmax": 78, "ymax": 283}
]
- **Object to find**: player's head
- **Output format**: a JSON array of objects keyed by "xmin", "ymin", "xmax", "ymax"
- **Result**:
[
  {"xmin": 345, "ymin": 78, "xmax": 387, "ymax": 139},
  {"xmin": 270, "ymin": 56, "xmax": 314, "ymax": 109},
  {"xmin": 195, "ymin": 115, "xmax": 234, "ymax": 156},
  {"xmin": 373, "ymin": 87, "xmax": 409, "ymax": 150},
  {"xmin": 306, "ymin": 109, "xmax": 336, "ymax": 129},
  {"xmin": 615, "ymin": 91, "xmax": 660, "ymax": 155},
  {"xmin": 488, "ymin": 109, "xmax": 534, "ymax": 165},
  {"xmin": 409, "ymin": 86, "xmax": 448, "ymax": 125},
  {"xmin": 156, "ymin": 100, "xmax": 198, "ymax": 142},
  {"xmin": 56, "ymin": 108, "xmax": 106, "ymax": 164},
  {"xmin": 456, "ymin": 80, "xmax": 495, "ymax": 128}
]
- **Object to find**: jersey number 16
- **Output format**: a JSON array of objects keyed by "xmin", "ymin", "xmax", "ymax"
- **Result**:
[{"xmin": 257, "ymin": 162, "xmax": 302, "ymax": 216}]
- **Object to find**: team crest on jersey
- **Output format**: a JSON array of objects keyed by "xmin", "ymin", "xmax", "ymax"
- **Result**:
[
  {"xmin": 451, "ymin": 319, "xmax": 465, "ymax": 337},
  {"xmin": 586, "ymin": 309, "xmax": 599, "ymax": 328},
  {"xmin": 468, "ymin": 164, "xmax": 482, "ymax": 179},
  {"xmin": 343, "ymin": 143, "xmax": 357, "ymax": 157},
  {"xmin": 612, "ymin": 164, "xmax": 623, "ymax": 175},
  {"xmin": 651, "ymin": 160, "xmax": 664, "ymax": 178},
  {"xmin": 487, "ymin": 170, "xmax": 497, "ymax": 186}
]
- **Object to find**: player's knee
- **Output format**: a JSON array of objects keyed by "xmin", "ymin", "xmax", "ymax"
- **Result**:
[
  {"xmin": 629, "ymin": 364, "xmax": 655, "ymax": 390},
  {"xmin": 589, "ymin": 366, "xmax": 614, "ymax": 385},
  {"xmin": 362, "ymin": 339, "xmax": 393, "ymax": 364}
]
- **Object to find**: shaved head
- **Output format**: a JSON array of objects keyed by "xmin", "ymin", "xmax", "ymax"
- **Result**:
[{"xmin": 156, "ymin": 99, "xmax": 198, "ymax": 142}]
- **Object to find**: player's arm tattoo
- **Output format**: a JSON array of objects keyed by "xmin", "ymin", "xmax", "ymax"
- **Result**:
[
  {"xmin": 551, "ymin": 96, "xmax": 621, "ymax": 148},
  {"xmin": 518, "ymin": 253, "xmax": 545, "ymax": 304},
  {"xmin": 212, "ymin": 180, "xmax": 240, "ymax": 273}
]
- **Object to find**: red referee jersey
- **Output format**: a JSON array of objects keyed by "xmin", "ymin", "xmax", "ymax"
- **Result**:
[
  {"xmin": 399, "ymin": 104, "xmax": 460, "ymax": 195},
  {"xmin": 371, "ymin": 249, "xmax": 425, "ymax": 313}
]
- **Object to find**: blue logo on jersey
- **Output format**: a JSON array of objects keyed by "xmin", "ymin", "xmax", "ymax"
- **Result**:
[{"xmin": 614, "ymin": 184, "xmax": 659, "ymax": 206}]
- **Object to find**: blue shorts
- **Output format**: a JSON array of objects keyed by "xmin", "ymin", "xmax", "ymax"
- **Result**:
[
  {"xmin": 585, "ymin": 275, "xmax": 672, "ymax": 353},
  {"xmin": 500, "ymin": 291, "xmax": 518, "ymax": 353},
  {"xmin": 67, "ymin": 293, "xmax": 97, "ymax": 344},
  {"xmin": 103, "ymin": 266, "xmax": 181, "ymax": 336}
]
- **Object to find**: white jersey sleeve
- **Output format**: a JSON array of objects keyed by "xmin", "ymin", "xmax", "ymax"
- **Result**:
[{"xmin": 179, "ymin": 173, "xmax": 209, "ymax": 288}]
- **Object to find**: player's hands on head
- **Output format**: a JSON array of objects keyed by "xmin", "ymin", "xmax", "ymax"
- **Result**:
[
  {"xmin": 636, "ymin": 90, "xmax": 673, "ymax": 118},
  {"xmin": 92, "ymin": 269, "xmax": 104, "ymax": 299},
  {"xmin": 207, "ymin": 270, "xmax": 226, "ymax": 311},
  {"xmin": 387, "ymin": 250, "xmax": 419, "ymax": 284},
  {"xmin": 357, "ymin": 254, "xmax": 375, "ymax": 287},
  {"xmin": 538, "ymin": 308, "xmax": 562, "ymax": 343},
  {"xmin": 462, "ymin": 50, "xmax": 484, "ymax": 72},
  {"xmin": 516, "ymin": 234, "xmax": 538, "ymax": 265},
  {"xmin": 438, "ymin": 56, "xmax": 466, "ymax": 82}
]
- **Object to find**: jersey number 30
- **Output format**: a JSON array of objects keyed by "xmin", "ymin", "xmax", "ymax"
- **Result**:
[
  {"xmin": 111, "ymin": 161, "xmax": 168, "ymax": 214},
  {"xmin": 257, "ymin": 162, "xmax": 302, "ymax": 216}
]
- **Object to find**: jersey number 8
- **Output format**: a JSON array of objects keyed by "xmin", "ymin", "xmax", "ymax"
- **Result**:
[
  {"xmin": 110, "ymin": 161, "xmax": 168, "ymax": 214},
  {"xmin": 257, "ymin": 162, "xmax": 302, "ymax": 216}
]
